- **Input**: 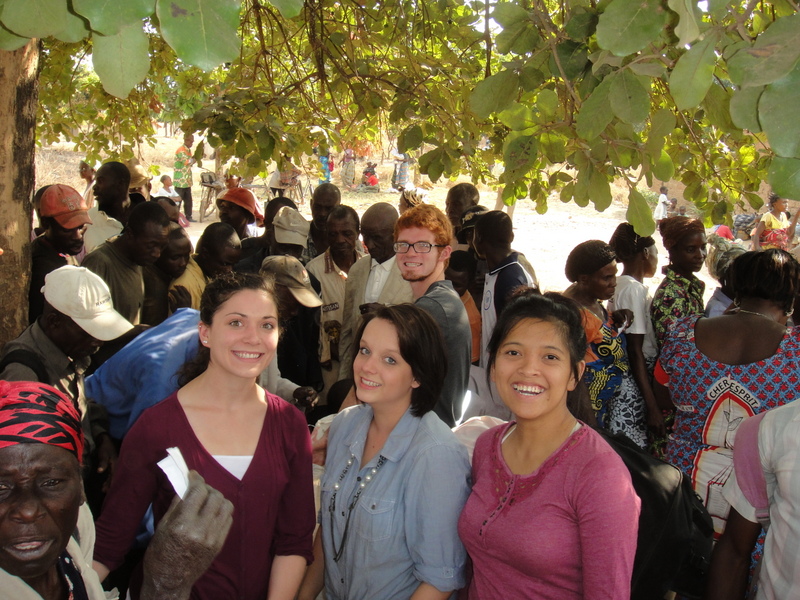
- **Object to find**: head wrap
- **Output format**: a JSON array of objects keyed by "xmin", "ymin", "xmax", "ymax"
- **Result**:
[
  {"xmin": 659, "ymin": 216, "xmax": 705, "ymax": 252},
  {"xmin": 565, "ymin": 240, "xmax": 616, "ymax": 282},
  {"xmin": 705, "ymin": 234, "xmax": 746, "ymax": 281},
  {"xmin": 0, "ymin": 381, "xmax": 84, "ymax": 460}
]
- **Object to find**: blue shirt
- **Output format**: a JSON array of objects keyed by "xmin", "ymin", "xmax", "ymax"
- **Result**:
[
  {"xmin": 321, "ymin": 404, "xmax": 471, "ymax": 599},
  {"xmin": 85, "ymin": 308, "xmax": 200, "ymax": 439}
]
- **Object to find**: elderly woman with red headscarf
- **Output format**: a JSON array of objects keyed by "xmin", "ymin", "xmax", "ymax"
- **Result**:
[{"xmin": 0, "ymin": 380, "xmax": 233, "ymax": 600}]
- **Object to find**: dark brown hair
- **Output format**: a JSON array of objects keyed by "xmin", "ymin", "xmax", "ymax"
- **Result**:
[
  {"xmin": 177, "ymin": 272, "xmax": 278, "ymax": 385},
  {"xmin": 351, "ymin": 304, "xmax": 447, "ymax": 417}
]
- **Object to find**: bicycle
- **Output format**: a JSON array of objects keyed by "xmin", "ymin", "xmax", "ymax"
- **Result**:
[{"xmin": 198, "ymin": 171, "xmax": 224, "ymax": 222}]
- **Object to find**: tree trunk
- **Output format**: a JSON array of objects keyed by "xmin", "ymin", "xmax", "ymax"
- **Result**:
[{"xmin": 0, "ymin": 41, "xmax": 39, "ymax": 347}]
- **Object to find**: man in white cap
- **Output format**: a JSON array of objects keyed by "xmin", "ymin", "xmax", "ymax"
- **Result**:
[{"xmin": 0, "ymin": 265, "xmax": 133, "ymax": 510}]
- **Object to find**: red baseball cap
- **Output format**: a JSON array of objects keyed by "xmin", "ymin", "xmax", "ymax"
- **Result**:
[{"xmin": 39, "ymin": 184, "xmax": 92, "ymax": 229}]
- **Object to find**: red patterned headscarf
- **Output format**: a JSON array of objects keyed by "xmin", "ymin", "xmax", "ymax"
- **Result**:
[{"xmin": 0, "ymin": 380, "xmax": 84, "ymax": 461}]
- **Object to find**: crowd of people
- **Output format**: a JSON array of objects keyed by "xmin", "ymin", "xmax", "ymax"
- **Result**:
[{"xmin": 4, "ymin": 149, "xmax": 800, "ymax": 600}]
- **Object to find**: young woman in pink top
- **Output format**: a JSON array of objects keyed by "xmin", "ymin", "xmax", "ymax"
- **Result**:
[{"xmin": 457, "ymin": 291, "xmax": 640, "ymax": 599}]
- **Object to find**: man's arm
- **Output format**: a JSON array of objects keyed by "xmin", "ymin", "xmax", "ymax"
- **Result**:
[
  {"xmin": 705, "ymin": 508, "xmax": 761, "ymax": 600},
  {"xmin": 138, "ymin": 471, "xmax": 233, "ymax": 600}
]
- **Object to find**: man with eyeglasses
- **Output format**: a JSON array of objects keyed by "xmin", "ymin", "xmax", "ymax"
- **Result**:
[{"xmin": 394, "ymin": 204, "xmax": 471, "ymax": 427}]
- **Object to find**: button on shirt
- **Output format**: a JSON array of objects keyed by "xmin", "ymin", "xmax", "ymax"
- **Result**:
[{"xmin": 320, "ymin": 405, "xmax": 471, "ymax": 599}]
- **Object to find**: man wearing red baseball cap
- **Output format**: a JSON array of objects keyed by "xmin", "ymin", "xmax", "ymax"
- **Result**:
[
  {"xmin": 29, "ymin": 184, "xmax": 92, "ymax": 323},
  {"xmin": 216, "ymin": 187, "xmax": 264, "ymax": 240}
]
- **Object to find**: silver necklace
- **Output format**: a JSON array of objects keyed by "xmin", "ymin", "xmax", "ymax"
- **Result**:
[
  {"xmin": 736, "ymin": 308, "xmax": 774, "ymax": 320},
  {"xmin": 328, "ymin": 453, "xmax": 387, "ymax": 562}
]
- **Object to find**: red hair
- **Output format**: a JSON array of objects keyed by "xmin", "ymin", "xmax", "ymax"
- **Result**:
[{"xmin": 394, "ymin": 204, "xmax": 453, "ymax": 246}]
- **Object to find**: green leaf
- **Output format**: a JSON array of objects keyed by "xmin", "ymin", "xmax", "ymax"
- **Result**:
[
  {"xmin": 769, "ymin": 156, "xmax": 800, "ymax": 199},
  {"xmin": 503, "ymin": 134, "xmax": 538, "ymax": 177},
  {"xmin": 0, "ymin": 0, "xmax": 70, "ymax": 37},
  {"xmin": 565, "ymin": 9, "xmax": 597, "ymax": 41},
  {"xmin": 736, "ymin": 14, "xmax": 800, "ymax": 88},
  {"xmin": 645, "ymin": 108, "xmax": 676, "ymax": 155},
  {"xmin": 576, "ymin": 77, "xmax": 613, "ymax": 140},
  {"xmin": 652, "ymin": 149, "xmax": 675, "ymax": 181},
  {"xmin": 72, "ymin": 0, "xmax": 154, "ymax": 36},
  {"xmin": 627, "ymin": 188, "xmax": 656, "ymax": 236},
  {"xmin": 703, "ymin": 83, "xmax": 735, "ymax": 133},
  {"xmin": 536, "ymin": 89, "xmax": 559, "ymax": 119},
  {"xmin": 669, "ymin": 35, "xmax": 717, "ymax": 110},
  {"xmin": 519, "ymin": 66, "xmax": 544, "ymax": 92},
  {"xmin": 667, "ymin": 0, "xmax": 700, "ymax": 47},
  {"xmin": 53, "ymin": 9, "xmax": 90, "ymax": 43},
  {"xmin": 496, "ymin": 21, "xmax": 540, "ymax": 55},
  {"xmin": 398, "ymin": 125, "xmax": 423, "ymax": 152},
  {"xmin": 256, "ymin": 128, "xmax": 275, "ymax": 160},
  {"xmin": 589, "ymin": 170, "xmax": 612, "ymax": 211},
  {"xmin": 560, "ymin": 182, "xmax": 575, "ymax": 203},
  {"xmin": 0, "ymin": 24, "xmax": 28, "ymax": 50},
  {"xmin": 540, "ymin": 132, "xmax": 566, "ymax": 163},
  {"xmin": 498, "ymin": 103, "xmax": 536, "ymax": 131},
  {"xmin": 759, "ymin": 64, "xmax": 800, "ymax": 158},
  {"xmin": 629, "ymin": 60, "xmax": 666, "ymax": 78},
  {"xmin": 550, "ymin": 40, "xmax": 589, "ymax": 81},
  {"xmin": 596, "ymin": 0, "xmax": 668, "ymax": 57},
  {"xmin": 730, "ymin": 86, "xmax": 764, "ymax": 132},
  {"xmin": 156, "ymin": 0, "xmax": 241, "ymax": 72},
  {"xmin": 744, "ymin": 191, "xmax": 764, "ymax": 211},
  {"xmin": 609, "ymin": 71, "xmax": 649, "ymax": 124},
  {"xmin": 492, "ymin": 3, "xmax": 531, "ymax": 28},
  {"xmin": 92, "ymin": 23, "xmax": 151, "ymax": 98},
  {"xmin": 470, "ymin": 69, "xmax": 520, "ymax": 119},
  {"xmin": 268, "ymin": 0, "xmax": 304, "ymax": 19}
]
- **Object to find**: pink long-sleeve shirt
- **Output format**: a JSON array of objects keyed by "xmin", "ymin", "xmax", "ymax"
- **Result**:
[{"xmin": 458, "ymin": 422, "xmax": 640, "ymax": 599}]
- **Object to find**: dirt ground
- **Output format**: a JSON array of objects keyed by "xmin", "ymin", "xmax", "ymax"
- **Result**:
[{"xmin": 36, "ymin": 134, "xmax": 721, "ymax": 303}]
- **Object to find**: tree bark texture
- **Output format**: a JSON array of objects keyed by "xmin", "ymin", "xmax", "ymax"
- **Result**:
[{"xmin": 0, "ymin": 41, "xmax": 39, "ymax": 346}]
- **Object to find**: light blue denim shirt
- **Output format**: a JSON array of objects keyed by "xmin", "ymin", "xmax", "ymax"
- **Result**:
[{"xmin": 321, "ymin": 404, "xmax": 471, "ymax": 599}]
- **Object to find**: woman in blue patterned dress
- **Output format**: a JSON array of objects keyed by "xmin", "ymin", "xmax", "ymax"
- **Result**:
[{"xmin": 656, "ymin": 249, "xmax": 800, "ymax": 538}]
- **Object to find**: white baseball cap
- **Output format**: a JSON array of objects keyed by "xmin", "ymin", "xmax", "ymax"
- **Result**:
[{"xmin": 42, "ymin": 266, "xmax": 133, "ymax": 341}]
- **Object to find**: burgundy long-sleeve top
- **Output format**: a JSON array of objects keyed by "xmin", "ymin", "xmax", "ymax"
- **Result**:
[{"xmin": 94, "ymin": 391, "xmax": 315, "ymax": 600}]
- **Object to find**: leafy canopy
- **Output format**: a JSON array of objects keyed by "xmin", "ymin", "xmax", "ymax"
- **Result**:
[{"xmin": 5, "ymin": 0, "xmax": 800, "ymax": 236}]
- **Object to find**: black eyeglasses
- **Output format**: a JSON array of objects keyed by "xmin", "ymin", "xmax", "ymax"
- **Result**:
[{"xmin": 393, "ymin": 241, "xmax": 446, "ymax": 253}]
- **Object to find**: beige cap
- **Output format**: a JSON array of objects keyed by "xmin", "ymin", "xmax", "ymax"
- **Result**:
[
  {"xmin": 260, "ymin": 256, "xmax": 322, "ymax": 308},
  {"xmin": 272, "ymin": 206, "xmax": 309, "ymax": 247},
  {"xmin": 43, "ymin": 266, "xmax": 133, "ymax": 340}
]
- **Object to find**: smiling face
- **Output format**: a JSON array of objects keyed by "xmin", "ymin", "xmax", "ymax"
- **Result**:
[
  {"xmin": 199, "ymin": 289, "xmax": 279, "ymax": 380},
  {"xmin": 491, "ymin": 318, "xmax": 583, "ymax": 425},
  {"xmin": 0, "ymin": 444, "xmax": 82, "ymax": 586},
  {"xmin": 353, "ymin": 318, "xmax": 419, "ymax": 410},
  {"xmin": 670, "ymin": 231, "xmax": 707, "ymax": 277},
  {"xmin": 395, "ymin": 226, "xmax": 450, "ymax": 285},
  {"xmin": 580, "ymin": 261, "xmax": 618, "ymax": 301}
]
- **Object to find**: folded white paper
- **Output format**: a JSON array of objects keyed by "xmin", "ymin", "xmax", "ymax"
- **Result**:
[{"xmin": 157, "ymin": 446, "xmax": 190, "ymax": 499}]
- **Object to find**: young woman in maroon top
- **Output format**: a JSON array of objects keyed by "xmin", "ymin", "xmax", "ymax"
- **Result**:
[{"xmin": 93, "ymin": 273, "xmax": 315, "ymax": 600}]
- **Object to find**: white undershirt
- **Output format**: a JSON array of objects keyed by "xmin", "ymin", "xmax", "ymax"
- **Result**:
[
  {"xmin": 364, "ymin": 256, "xmax": 395, "ymax": 303},
  {"xmin": 212, "ymin": 455, "xmax": 253, "ymax": 480}
]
